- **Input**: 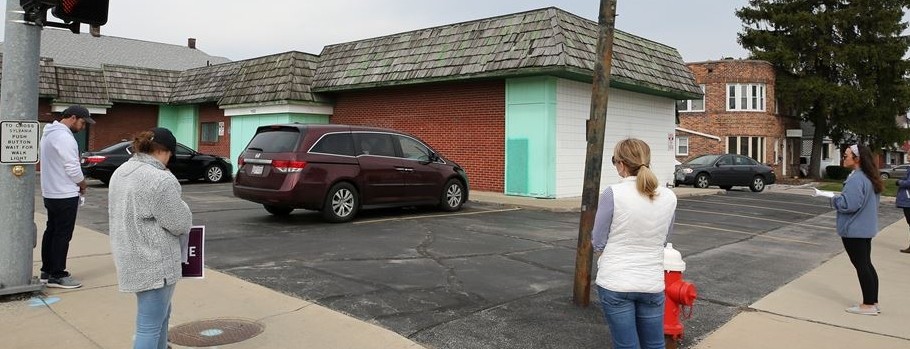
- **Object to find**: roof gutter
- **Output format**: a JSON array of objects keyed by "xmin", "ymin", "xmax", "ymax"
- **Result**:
[{"xmin": 312, "ymin": 66, "xmax": 702, "ymax": 100}]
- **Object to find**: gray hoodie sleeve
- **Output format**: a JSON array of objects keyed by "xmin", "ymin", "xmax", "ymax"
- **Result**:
[{"xmin": 151, "ymin": 174, "xmax": 192, "ymax": 236}]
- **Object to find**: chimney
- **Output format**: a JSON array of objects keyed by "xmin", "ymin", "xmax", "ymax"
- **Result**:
[{"xmin": 188, "ymin": 38, "xmax": 196, "ymax": 49}]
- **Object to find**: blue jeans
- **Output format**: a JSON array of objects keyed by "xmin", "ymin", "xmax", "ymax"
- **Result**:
[
  {"xmin": 134, "ymin": 283, "xmax": 176, "ymax": 349},
  {"xmin": 597, "ymin": 286, "xmax": 665, "ymax": 349}
]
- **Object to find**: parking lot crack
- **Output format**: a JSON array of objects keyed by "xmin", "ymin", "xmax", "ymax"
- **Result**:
[
  {"xmin": 407, "ymin": 288, "xmax": 562, "ymax": 338},
  {"xmin": 502, "ymin": 252, "xmax": 572, "ymax": 275},
  {"xmin": 415, "ymin": 223, "xmax": 474, "ymax": 300}
]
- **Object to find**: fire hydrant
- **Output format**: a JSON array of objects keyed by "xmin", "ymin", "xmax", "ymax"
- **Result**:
[{"xmin": 663, "ymin": 243, "xmax": 697, "ymax": 349}]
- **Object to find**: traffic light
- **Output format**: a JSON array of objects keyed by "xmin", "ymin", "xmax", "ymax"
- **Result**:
[{"xmin": 51, "ymin": 0, "xmax": 109, "ymax": 26}]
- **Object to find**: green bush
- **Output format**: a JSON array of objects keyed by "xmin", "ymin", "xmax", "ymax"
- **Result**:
[
  {"xmin": 818, "ymin": 178, "xmax": 898, "ymax": 197},
  {"xmin": 825, "ymin": 165, "xmax": 850, "ymax": 180}
]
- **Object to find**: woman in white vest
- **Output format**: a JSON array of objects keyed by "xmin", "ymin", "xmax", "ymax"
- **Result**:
[{"xmin": 591, "ymin": 138, "xmax": 677, "ymax": 349}]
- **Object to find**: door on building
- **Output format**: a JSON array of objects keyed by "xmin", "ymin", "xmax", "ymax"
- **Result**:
[{"xmin": 505, "ymin": 106, "xmax": 553, "ymax": 197}]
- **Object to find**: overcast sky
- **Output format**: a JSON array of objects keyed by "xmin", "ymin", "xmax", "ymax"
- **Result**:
[{"xmin": 2, "ymin": 0, "xmax": 751, "ymax": 62}]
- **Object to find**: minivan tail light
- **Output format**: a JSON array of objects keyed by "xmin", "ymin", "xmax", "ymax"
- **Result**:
[
  {"xmin": 83, "ymin": 155, "xmax": 106, "ymax": 164},
  {"xmin": 238, "ymin": 157, "xmax": 245, "ymax": 167},
  {"xmin": 272, "ymin": 160, "xmax": 307, "ymax": 173}
]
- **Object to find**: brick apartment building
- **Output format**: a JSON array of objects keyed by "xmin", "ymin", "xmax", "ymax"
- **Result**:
[{"xmin": 675, "ymin": 59, "xmax": 802, "ymax": 178}]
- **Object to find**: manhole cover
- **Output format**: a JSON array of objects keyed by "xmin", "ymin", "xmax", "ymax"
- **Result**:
[{"xmin": 169, "ymin": 318, "xmax": 264, "ymax": 347}]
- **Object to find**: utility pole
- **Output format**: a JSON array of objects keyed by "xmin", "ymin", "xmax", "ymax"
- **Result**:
[
  {"xmin": 573, "ymin": 0, "xmax": 617, "ymax": 307},
  {"xmin": 0, "ymin": 0, "xmax": 44, "ymax": 296}
]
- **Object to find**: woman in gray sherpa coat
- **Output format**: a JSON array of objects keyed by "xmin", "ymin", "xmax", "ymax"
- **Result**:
[{"xmin": 109, "ymin": 127, "xmax": 192, "ymax": 349}]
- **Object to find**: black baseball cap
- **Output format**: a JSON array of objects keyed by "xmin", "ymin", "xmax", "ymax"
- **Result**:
[
  {"xmin": 61, "ymin": 105, "xmax": 95, "ymax": 124},
  {"xmin": 150, "ymin": 127, "xmax": 177, "ymax": 154}
]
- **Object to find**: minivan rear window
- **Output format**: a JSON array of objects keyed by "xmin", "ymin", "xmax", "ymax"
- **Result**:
[{"xmin": 247, "ymin": 130, "xmax": 300, "ymax": 153}]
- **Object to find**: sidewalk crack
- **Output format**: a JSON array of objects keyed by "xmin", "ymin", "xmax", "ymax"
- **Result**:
[{"xmin": 749, "ymin": 308, "xmax": 910, "ymax": 342}]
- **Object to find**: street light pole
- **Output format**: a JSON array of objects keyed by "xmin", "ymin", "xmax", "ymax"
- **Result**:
[
  {"xmin": 0, "ymin": 0, "xmax": 44, "ymax": 296},
  {"xmin": 573, "ymin": 0, "xmax": 617, "ymax": 307}
]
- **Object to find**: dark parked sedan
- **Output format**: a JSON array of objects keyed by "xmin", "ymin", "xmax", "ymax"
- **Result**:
[
  {"xmin": 81, "ymin": 141, "xmax": 233, "ymax": 184},
  {"xmin": 675, "ymin": 154, "xmax": 776, "ymax": 192}
]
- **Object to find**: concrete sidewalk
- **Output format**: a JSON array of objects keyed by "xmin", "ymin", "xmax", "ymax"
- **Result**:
[
  {"xmin": 695, "ymin": 218, "xmax": 910, "ymax": 348},
  {"xmin": 1, "ymin": 213, "xmax": 424, "ymax": 349}
]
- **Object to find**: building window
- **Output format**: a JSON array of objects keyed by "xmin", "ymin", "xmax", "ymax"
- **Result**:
[
  {"xmin": 676, "ymin": 84, "xmax": 705, "ymax": 112},
  {"xmin": 726, "ymin": 83, "xmax": 766, "ymax": 111},
  {"xmin": 727, "ymin": 136, "xmax": 765, "ymax": 162},
  {"xmin": 676, "ymin": 136, "xmax": 689, "ymax": 156},
  {"xmin": 201, "ymin": 122, "xmax": 218, "ymax": 143}
]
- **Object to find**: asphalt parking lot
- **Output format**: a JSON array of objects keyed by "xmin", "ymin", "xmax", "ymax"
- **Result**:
[{"xmin": 52, "ymin": 181, "xmax": 905, "ymax": 349}]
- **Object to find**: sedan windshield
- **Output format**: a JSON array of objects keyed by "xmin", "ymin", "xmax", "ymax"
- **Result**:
[{"xmin": 686, "ymin": 155, "xmax": 719, "ymax": 166}]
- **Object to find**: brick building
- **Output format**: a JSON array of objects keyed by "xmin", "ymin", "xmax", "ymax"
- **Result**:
[
  {"xmin": 314, "ymin": 8, "xmax": 700, "ymax": 196},
  {"xmin": 675, "ymin": 59, "xmax": 802, "ymax": 177}
]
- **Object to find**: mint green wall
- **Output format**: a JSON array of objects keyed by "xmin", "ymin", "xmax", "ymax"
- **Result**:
[
  {"xmin": 505, "ymin": 77, "xmax": 557, "ymax": 198},
  {"xmin": 229, "ymin": 113, "xmax": 329, "ymax": 165},
  {"xmin": 158, "ymin": 105, "xmax": 198, "ymax": 150}
]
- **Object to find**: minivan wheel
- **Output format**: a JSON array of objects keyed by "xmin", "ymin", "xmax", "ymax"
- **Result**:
[
  {"xmin": 749, "ymin": 176, "xmax": 766, "ymax": 192},
  {"xmin": 204, "ymin": 164, "xmax": 225, "ymax": 183},
  {"xmin": 323, "ymin": 182, "xmax": 359, "ymax": 223},
  {"xmin": 264, "ymin": 205, "xmax": 293, "ymax": 216},
  {"xmin": 439, "ymin": 179, "xmax": 465, "ymax": 212}
]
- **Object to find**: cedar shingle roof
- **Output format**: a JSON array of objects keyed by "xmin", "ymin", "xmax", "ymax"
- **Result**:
[
  {"xmin": 104, "ymin": 65, "xmax": 179, "ymax": 104},
  {"xmin": 1, "ymin": 7, "xmax": 700, "ymax": 107},
  {"xmin": 39, "ymin": 58, "xmax": 58, "ymax": 97},
  {"xmin": 0, "ymin": 55, "xmax": 58, "ymax": 98},
  {"xmin": 54, "ymin": 66, "xmax": 110, "ymax": 106},
  {"xmin": 220, "ymin": 51, "xmax": 327, "ymax": 106},
  {"xmin": 0, "ymin": 52, "xmax": 325, "ymax": 107},
  {"xmin": 314, "ymin": 7, "xmax": 700, "ymax": 99},
  {"xmin": 170, "ymin": 61, "xmax": 243, "ymax": 105}
]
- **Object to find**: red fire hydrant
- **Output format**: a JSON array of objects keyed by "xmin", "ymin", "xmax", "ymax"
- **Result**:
[{"xmin": 663, "ymin": 243, "xmax": 697, "ymax": 349}]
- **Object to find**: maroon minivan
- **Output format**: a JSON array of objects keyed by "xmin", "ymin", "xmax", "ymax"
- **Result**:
[{"xmin": 233, "ymin": 124, "xmax": 469, "ymax": 222}]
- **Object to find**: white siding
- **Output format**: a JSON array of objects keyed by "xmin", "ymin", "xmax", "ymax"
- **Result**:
[{"xmin": 555, "ymin": 79, "xmax": 678, "ymax": 198}]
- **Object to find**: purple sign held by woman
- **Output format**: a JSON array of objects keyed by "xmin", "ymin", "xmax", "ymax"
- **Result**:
[{"xmin": 181, "ymin": 226, "xmax": 205, "ymax": 278}]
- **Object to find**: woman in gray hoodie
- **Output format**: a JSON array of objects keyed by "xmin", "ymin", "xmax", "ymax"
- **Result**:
[
  {"xmin": 834, "ymin": 144, "xmax": 882, "ymax": 316},
  {"xmin": 108, "ymin": 127, "xmax": 192, "ymax": 349}
]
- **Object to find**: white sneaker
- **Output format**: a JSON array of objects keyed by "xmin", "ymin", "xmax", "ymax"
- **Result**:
[
  {"xmin": 46, "ymin": 276, "xmax": 82, "ymax": 289},
  {"xmin": 845, "ymin": 305, "xmax": 878, "ymax": 316}
]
